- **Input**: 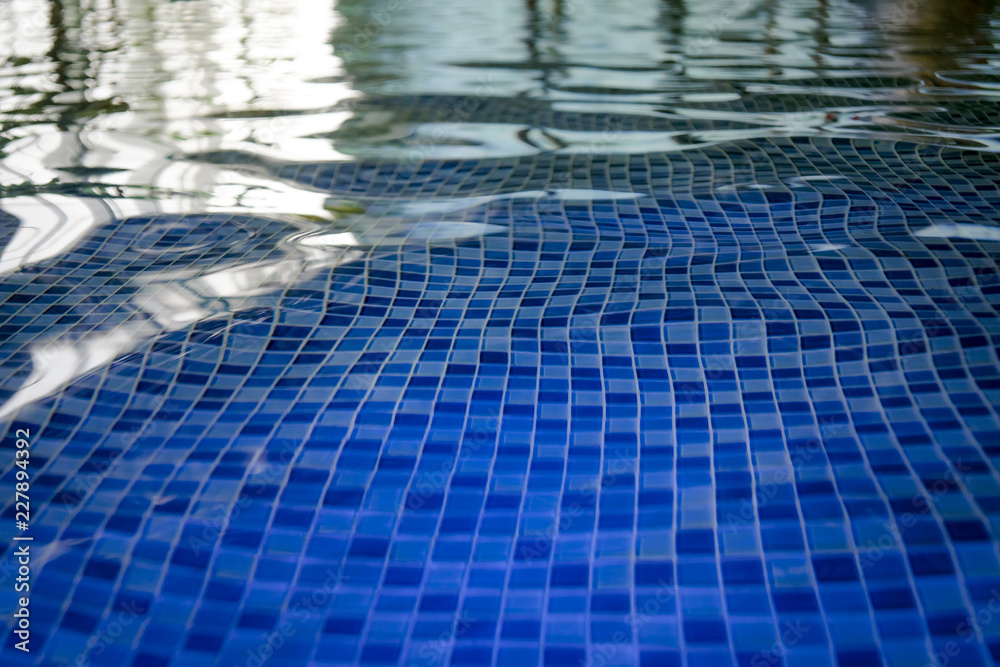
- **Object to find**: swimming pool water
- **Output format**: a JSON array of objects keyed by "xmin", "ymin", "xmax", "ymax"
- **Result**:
[{"xmin": 2, "ymin": 1, "xmax": 1000, "ymax": 666}]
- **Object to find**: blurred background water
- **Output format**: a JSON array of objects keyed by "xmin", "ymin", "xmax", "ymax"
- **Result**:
[{"xmin": 2, "ymin": 0, "xmax": 1000, "ymax": 207}]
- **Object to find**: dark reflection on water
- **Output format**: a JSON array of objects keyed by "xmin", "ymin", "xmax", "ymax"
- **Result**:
[{"xmin": 872, "ymin": 0, "xmax": 998, "ymax": 75}]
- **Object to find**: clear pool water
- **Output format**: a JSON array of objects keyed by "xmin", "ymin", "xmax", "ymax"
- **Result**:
[{"xmin": 2, "ymin": 1, "xmax": 1000, "ymax": 666}]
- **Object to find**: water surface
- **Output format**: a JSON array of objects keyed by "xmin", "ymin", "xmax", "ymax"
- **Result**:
[{"xmin": 2, "ymin": 1, "xmax": 1000, "ymax": 667}]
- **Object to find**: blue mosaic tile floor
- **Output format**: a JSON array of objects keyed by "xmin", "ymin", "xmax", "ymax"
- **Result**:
[{"xmin": 2, "ymin": 134, "xmax": 1000, "ymax": 667}]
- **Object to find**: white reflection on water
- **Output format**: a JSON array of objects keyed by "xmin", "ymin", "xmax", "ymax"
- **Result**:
[
  {"xmin": 0, "ymin": 127, "xmax": 352, "ymax": 273},
  {"xmin": 0, "ymin": 0, "xmax": 364, "ymax": 278},
  {"xmin": 0, "ymin": 204, "xmax": 511, "ymax": 419},
  {"xmin": 916, "ymin": 223, "xmax": 1000, "ymax": 242},
  {"xmin": 0, "ymin": 0, "xmax": 490, "ymax": 417}
]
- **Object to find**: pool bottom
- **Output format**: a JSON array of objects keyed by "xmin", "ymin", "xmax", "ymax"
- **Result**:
[{"xmin": 1, "ymin": 138, "xmax": 1000, "ymax": 667}]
